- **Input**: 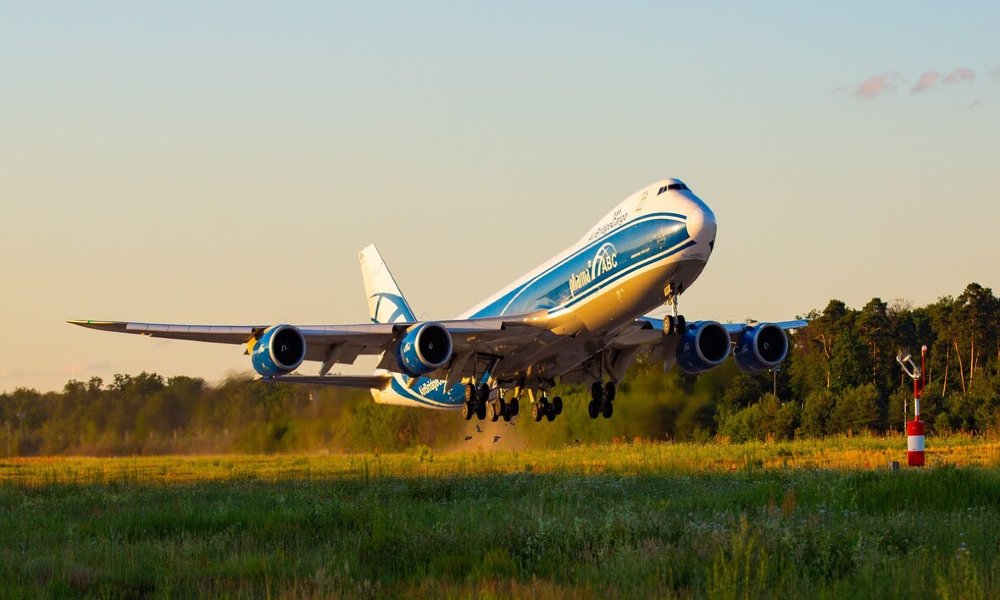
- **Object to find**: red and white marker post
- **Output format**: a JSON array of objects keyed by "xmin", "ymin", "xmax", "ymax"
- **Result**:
[{"xmin": 897, "ymin": 346, "xmax": 927, "ymax": 467}]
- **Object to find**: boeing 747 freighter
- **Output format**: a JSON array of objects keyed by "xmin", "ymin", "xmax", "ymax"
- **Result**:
[{"xmin": 71, "ymin": 179, "xmax": 805, "ymax": 423}]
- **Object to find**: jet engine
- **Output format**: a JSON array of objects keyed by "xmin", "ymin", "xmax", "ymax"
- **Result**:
[
  {"xmin": 734, "ymin": 323, "xmax": 789, "ymax": 373},
  {"xmin": 251, "ymin": 324, "xmax": 307, "ymax": 377},
  {"xmin": 396, "ymin": 322, "xmax": 453, "ymax": 377},
  {"xmin": 675, "ymin": 321, "xmax": 732, "ymax": 375}
]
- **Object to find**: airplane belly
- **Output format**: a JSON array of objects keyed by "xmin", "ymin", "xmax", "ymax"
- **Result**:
[
  {"xmin": 549, "ymin": 258, "xmax": 707, "ymax": 334},
  {"xmin": 488, "ymin": 258, "xmax": 707, "ymax": 385},
  {"xmin": 372, "ymin": 375, "xmax": 464, "ymax": 410}
]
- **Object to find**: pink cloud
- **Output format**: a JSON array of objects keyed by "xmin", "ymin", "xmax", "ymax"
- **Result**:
[
  {"xmin": 912, "ymin": 71, "xmax": 940, "ymax": 93},
  {"xmin": 854, "ymin": 72, "xmax": 903, "ymax": 98},
  {"xmin": 943, "ymin": 68, "xmax": 975, "ymax": 83}
]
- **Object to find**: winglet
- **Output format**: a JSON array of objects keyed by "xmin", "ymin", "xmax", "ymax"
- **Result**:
[{"xmin": 67, "ymin": 320, "xmax": 128, "ymax": 332}]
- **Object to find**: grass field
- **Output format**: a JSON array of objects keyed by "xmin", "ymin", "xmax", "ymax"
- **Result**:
[{"xmin": 1, "ymin": 435, "xmax": 998, "ymax": 598}]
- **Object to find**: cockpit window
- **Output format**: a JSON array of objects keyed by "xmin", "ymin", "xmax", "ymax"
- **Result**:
[{"xmin": 657, "ymin": 183, "xmax": 689, "ymax": 195}]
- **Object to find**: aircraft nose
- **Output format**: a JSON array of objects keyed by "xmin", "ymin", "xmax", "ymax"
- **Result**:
[{"xmin": 684, "ymin": 198, "xmax": 717, "ymax": 246}]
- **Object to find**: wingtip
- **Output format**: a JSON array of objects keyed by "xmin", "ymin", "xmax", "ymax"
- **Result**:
[{"xmin": 67, "ymin": 319, "xmax": 121, "ymax": 330}]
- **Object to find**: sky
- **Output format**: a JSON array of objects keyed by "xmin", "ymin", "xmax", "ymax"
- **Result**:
[{"xmin": 2, "ymin": 2, "xmax": 999, "ymax": 393}]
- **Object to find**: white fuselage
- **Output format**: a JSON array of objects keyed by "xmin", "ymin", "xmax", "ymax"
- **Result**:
[{"xmin": 372, "ymin": 179, "xmax": 717, "ymax": 408}]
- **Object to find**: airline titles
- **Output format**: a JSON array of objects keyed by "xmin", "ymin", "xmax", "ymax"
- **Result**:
[{"xmin": 569, "ymin": 243, "xmax": 619, "ymax": 297}]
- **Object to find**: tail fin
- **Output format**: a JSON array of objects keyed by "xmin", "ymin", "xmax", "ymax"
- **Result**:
[{"xmin": 359, "ymin": 244, "xmax": 416, "ymax": 324}]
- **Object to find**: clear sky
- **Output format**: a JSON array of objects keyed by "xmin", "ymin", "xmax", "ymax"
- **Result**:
[{"xmin": 2, "ymin": 2, "xmax": 998, "ymax": 393}]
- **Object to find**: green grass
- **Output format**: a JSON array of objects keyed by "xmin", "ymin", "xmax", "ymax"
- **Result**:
[{"xmin": 0, "ymin": 437, "xmax": 998, "ymax": 598}]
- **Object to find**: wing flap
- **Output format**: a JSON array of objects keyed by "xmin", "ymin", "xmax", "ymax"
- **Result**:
[{"xmin": 259, "ymin": 375, "xmax": 392, "ymax": 389}]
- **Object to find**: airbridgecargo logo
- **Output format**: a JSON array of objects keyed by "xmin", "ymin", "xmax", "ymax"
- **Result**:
[
  {"xmin": 569, "ymin": 243, "xmax": 618, "ymax": 297},
  {"xmin": 419, "ymin": 379, "xmax": 445, "ymax": 396}
]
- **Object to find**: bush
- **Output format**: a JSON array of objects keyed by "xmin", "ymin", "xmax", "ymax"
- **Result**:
[
  {"xmin": 829, "ymin": 384, "xmax": 878, "ymax": 434},
  {"xmin": 800, "ymin": 390, "xmax": 835, "ymax": 438},
  {"xmin": 718, "ymin": 394, "xmax": 799, "ymax": 442}
]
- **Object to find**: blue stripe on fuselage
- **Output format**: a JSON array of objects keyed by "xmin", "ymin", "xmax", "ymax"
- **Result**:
[
  {"xmin": 389, "ymin": 373, "xmax": 472, "ymax": 407},
  {"xmin": 553, "ymin": 238, "xmax": 697, "ymax": 313},
  {"xmin": 470, "ymin": 213, "xmax": 690, "ymax": 318}
]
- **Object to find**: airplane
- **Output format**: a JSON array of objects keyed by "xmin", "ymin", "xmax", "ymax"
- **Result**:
[{"xmin": 70, "ymin": 178, "xmax": 805, "ymax": 423}]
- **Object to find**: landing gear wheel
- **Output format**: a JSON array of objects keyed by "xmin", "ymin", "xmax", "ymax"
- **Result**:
[
  {"xmin": 546, "ymin": 408, "xmax": 556, "ymax": 422},
  {"xmin": 665, "ymin": 315, "xmax": 688, "ymax": 336},
  {"xmin": 502, "ymin": 408, "xmax": 512, "ymax": 422},
  {"xmin": 590, "ymin": 381, "xmax": 604, "ymax": 403},
  {"xmin": 552, "ymin": 396, "xmax": 563, "ymax": 416},
  {"xmin": 464, "ymin": 383, "xmax": 476, "ymax": 403},
  {"xmin": 462, "ymin": 402, "xmax": 474, "ymax": 420},
  {"xmin": 602, "ymin": 400, "xmax": 614, "ymax": 419},
  {"xmin": 604, "ymin": 382, "xmax": 616, "ymax": 402},
  {"xmin": 510, "ymin": 397, "xmax": 520, "ymax": 416},
  {"xmin": 532, "ymin": 402, "xmax": 544, "ymax": 422},
  {"xmin": 488, "ymin": 397, "xmax": 505, "ymax": 422},
  {"xmin": 588, "ymin": 399, "xmax": 601, "ymax": 419},
  {"xmin": 477, "ymin": 383, "xmax": 491, "ymax": 420}
]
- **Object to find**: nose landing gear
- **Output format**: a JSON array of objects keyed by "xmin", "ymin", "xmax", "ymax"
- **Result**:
[
  {"xmin": 664, "ymin": 315, "xmax": 687, "ymax": 336},
  {"xmin": 663, "ymin": 286, "xmax": 688, "ymax": 336}
]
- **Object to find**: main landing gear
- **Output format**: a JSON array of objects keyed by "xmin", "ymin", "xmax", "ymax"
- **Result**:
[
  {"xmin": 463, "ymin": 383, "xmax": 519, "ymax": 422},
  {"xmin": 588, "ymin": 381, "xmax": 616, "ymax": 419},
  {"xmin": 531, "ymin": 394, "xmax": 563, "ymax": 422},
  {"xmin": 461, "ymin": 383, "xmax": 583, "ymax": 424}
]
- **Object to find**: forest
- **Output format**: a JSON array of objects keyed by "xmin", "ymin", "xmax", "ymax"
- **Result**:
[{"xmin": 2, "ymin": 283, "xmax": 998, "ymax": 456}]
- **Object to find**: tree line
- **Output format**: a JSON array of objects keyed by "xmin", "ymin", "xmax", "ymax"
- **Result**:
[{"xmin": 2, "ymin": 283, "xmax": 998, "ymax": 455}]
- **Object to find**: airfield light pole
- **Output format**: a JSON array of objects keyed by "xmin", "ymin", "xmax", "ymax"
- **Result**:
[{"xmin": 896, "ymin": 346, "xmax": 927, "ymax": 467}]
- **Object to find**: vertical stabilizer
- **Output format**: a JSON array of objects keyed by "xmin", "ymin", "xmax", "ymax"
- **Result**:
[{"xmin": 359, "ymin": 244, "xmax": 417, "ymax": 324}]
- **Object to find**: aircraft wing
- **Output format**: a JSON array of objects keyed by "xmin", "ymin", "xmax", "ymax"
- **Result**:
[
  {"xmin": 554, "ymin": 316, "xmax": 810, "ymax": 383},
  {"xmin": 631, "ymin": 317, "xmax": 809, "ymax": 340},
  {"xmin": 68, "ymin": 312, "xmax": 553, "ymax": 377}
]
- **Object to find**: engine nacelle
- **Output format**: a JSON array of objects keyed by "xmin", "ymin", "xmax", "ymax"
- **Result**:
[
  {"xmin": 251, "ymin": 324, "xmax": 307, "ymax": 377},
  {"xmin": 396, "ymin": 322, "xmax": 453, "ymax": 377},
  {"xmin": 734, "ymin": 323, "xmax": 789, "ymax": 373},
  {"xmin": 676, "ymin": 321, "xmax": 732, "ymax": 375}
]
